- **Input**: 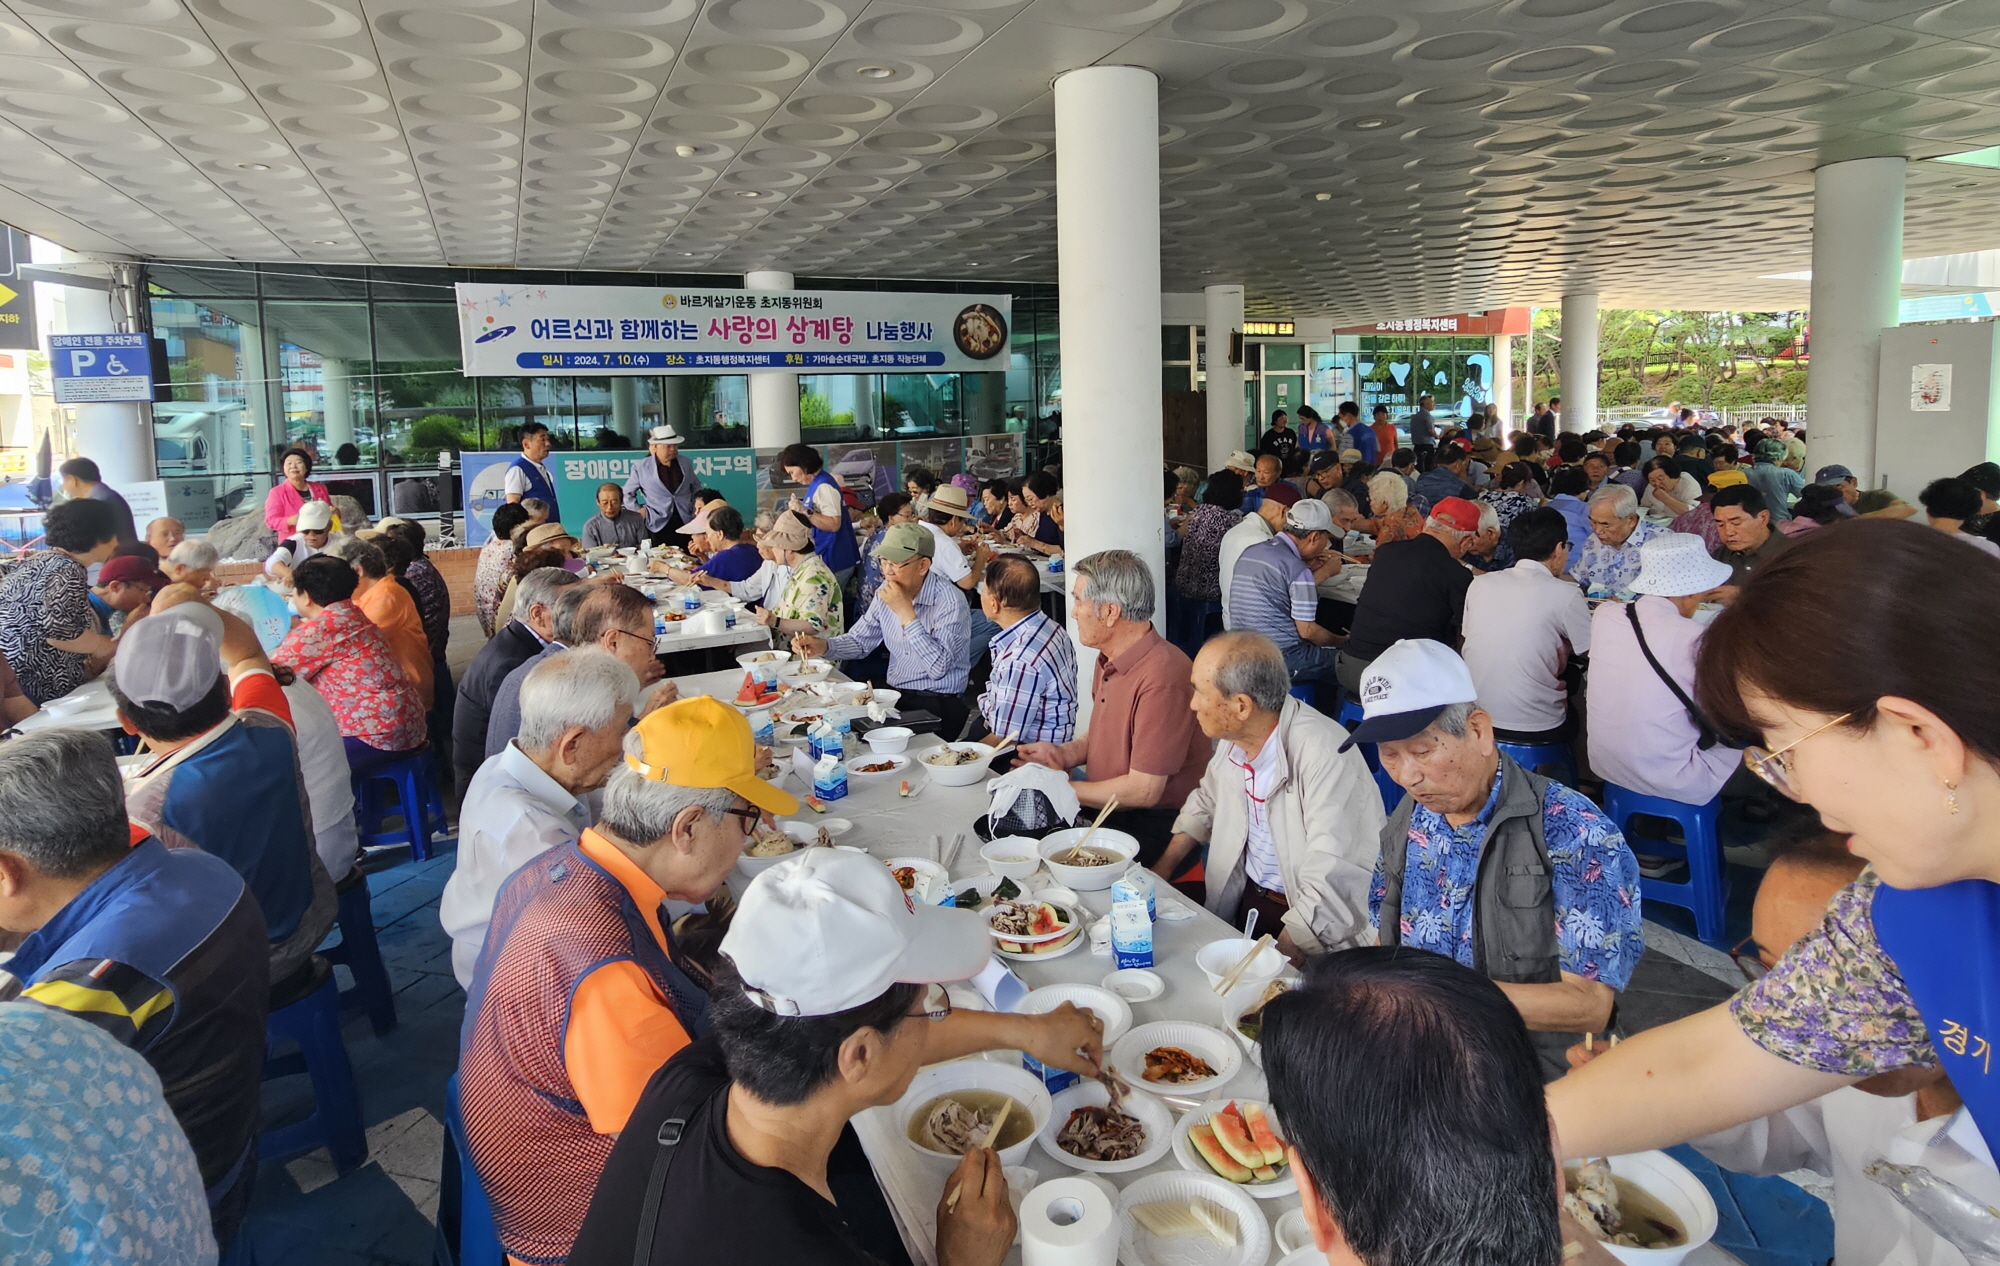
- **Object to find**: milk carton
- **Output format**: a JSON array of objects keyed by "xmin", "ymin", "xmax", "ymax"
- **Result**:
[
  {"xmin": 1110, "ymin": 897, "xmax": 1153, "ymax": 969},
  {"xmin": 1112, "ymin": 869, "xmax": 1156, "ymax": 922},
  {"xmin": 811, "ymin": 751, "xmax": 848, "ymax": 802}
]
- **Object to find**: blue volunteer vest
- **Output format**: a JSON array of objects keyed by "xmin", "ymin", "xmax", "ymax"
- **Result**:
[
  {"xmin": 510, "ymin": 456, "xmax": 557, "ymax": 507},
  {"xmin": 1872, "ymin": 878, "xmax": 2000, "ymax": 1146},
  {"xmin": 807, "ymin": 470, "xmax": 859, "ymax": 573}
]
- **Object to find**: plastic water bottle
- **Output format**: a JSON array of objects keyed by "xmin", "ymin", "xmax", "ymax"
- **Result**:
[{"xmin": 682, "ymin": 589, "xmax": 701, "ymax": 614}]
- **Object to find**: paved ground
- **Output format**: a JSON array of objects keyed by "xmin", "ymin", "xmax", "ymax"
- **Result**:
[{"xmin": 236, "ymin": 614, "xmax": 1753, "ymax": 1264}]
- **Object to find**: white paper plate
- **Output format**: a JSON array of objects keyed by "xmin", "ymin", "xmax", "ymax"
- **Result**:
[
  {"xmin": 1115, "ymin": 1170, "xmax": 1271, "ymax": 1266},
  {"xmin": 986, "ymin": 899, "xmax": 1084, "ymax": 945},
  {"xmin": 1110, "ymin": 1022, "xmax": 1242, "ymax": 1100},
  {"xmin": 995, "ymin": 925, "xmax": 1085, "ymax": 961},
  {"xmin": 847, "ymin": 753, "xmax": 910, "ymax": 778},
  {"xmin": 1170, "ymin": 1100, "xmax": 1296, "ymax": 1199},
  {"xmin": 1102, "ymin": 969, "xmax": 1166, "ymax": 1003},
  {"xmin": 1015, "ymin": 983, "xmax": 1133, "ymax": 1046},
  {"xmin": 1273, "ymin": 1209, "xmax": 1311, "ymax": 1256},
  {"xmin": 1037, "ymin": 1079, "xmax": 1176, "ymax": 1175}
]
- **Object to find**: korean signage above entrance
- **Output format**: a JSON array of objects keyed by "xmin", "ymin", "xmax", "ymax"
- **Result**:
[
  {"xmin": 1334, "ymin": 308, "xmax": 1532, "ymax": 336},
  {"xmin": 456, "ymin": 283, "xmax": 1011, "ymax": 375}
]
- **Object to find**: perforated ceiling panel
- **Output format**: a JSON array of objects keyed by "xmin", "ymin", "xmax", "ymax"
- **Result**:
[{"xmin": 0, "ymin": 0, "xmax": 1995, "ymax": 317}]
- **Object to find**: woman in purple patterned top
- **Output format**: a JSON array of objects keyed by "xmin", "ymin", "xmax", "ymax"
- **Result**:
[{"xmin": 1550, "ymin": 522, "xmax": 2000, "ymax": 1162}]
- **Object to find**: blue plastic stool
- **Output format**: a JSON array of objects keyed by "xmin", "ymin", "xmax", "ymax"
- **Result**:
[
  {"xmin": 322, "ymin": 870, "xmax": 397, "ymax": 1036},
  {"xmin": 1602, "ymin": 784, "xmax": 1727, "ymax": 946},
  {"xmin": 1496, "ymin": 741, "xmax": 1578, "ymax": 786},
  {"xmin": 436, "ymin": 1074, "xmax": 504, "ymax": 1266},
  {"xmin": 1287, "ymin": 682, "xmax": 1318, "ymax": 708},
  {"xmin": 1336, "ymin": 698, "xmax": 1364, "ymax": 729},
  {"xmin": 261, "ymin": 957, "xmax": 368, "ymax": 1173},
  {"xmin": 353, "ymin": 750, "xmax": 446, "ymax": 862}
]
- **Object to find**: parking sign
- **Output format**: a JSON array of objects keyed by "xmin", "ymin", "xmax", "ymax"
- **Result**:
[{"xmin": 50, "ymin": 333, "xmax": 152, "ymax": 403}]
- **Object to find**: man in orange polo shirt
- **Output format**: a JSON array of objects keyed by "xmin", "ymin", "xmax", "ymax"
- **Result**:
[{"xmin": 459, "ymin": 695, "xmax": 793, "ymax": 1265}]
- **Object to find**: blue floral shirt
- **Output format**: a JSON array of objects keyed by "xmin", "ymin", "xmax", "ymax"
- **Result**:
[
  {"xmin": 1368, "ymin": 775, "xmax": 1644, "ymax": 989},
  {"xmin": 1568, "ymin": 515, "xmax": 1665, "ymax": 594}
]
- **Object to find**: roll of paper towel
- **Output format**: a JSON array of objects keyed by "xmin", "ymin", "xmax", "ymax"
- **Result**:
[{"xmin": 1019, "ymin": 1175, "xmax": 1119, "ymax": 1266}]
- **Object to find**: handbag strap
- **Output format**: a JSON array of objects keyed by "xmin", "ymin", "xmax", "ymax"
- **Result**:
[
  {"xmin": 631, "ymin": 1084, "xmax": 721, "ymax": 1266},
  {"xmin": 1624, "ymin": 601, "xmax": 1719, "ymax": 750}
]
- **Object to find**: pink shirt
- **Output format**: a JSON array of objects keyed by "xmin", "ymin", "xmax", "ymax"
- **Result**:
[
  {"xmin": 264, "ymin": 480, "xmax": 331, "ymax": 534},
  {"xmin": 1584, "ymin": 595, "xmax": 1741, "ymax": 804}
]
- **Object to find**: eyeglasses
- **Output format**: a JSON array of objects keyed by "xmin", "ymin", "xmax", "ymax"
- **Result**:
[
  {"xmin": 1728, "ymin": 934, "xmax": 1770, "ymax": 983},
  {"xmin": 1742, "ymin": 711, "xmax": 1853, "ymax": 800},
  {"xmin": 907, "ymin": 983, "xmax": 953, "ymax": 1023},
  {"xmin": 607, "ymin": 627, "xmax": 655, "ymax": 651},
  {"xmin": 721, "ymin": 806, "xmax": 761, "ymax": 836}
]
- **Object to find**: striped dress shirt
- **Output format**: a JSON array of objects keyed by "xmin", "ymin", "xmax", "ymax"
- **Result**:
[
  {"xmin": 826, "ymin": 569, "xmax": 972, "ymax": 694},
  {"xmin": 977, "ymin": 609, "xmax": 1078, "ymax": 743}
]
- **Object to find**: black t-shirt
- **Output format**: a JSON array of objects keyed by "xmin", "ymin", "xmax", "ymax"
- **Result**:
[
  {"xmin": 1258, "ymin": 427, "xmax": 1298, "ymax": 461},
  {"xmin": 570, "ymin": 1037, "xmax": 914, "ymax": 1266},
  {"xmin": 1343, "ymin": 532, "xmax": 1474, "ymax": 662}
]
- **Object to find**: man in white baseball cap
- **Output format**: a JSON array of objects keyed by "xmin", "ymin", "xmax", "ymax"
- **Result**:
[
  {"xmin": 1356, "ymin": 638, "xmax": 1642, "ymax": 1080},
  {"xmin": 264, "ymin": 497, "xmax": 335, "ymax": 586},
  {"xmin": 570, "ymin": 847, "xmax": 1105, "ymax": 1266},
  {"xmin": 1225, "ymin": 494, "xmax": 1344, "ymax": 689}
]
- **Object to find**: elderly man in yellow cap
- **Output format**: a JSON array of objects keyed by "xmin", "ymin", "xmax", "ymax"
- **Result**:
[{"xmin": 459, "ymin": 695, "xmax": 799, "ymax": 1266}]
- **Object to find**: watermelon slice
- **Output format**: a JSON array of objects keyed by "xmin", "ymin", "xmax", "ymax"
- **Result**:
[
  {"xmin": 735, "ymin": 672, "xmax": 760, "ymax": 702},
  {"xmin": 1210, "ymin": 1105, "xmax": 1263, "ymax": 1172},
  {"xmin": 1252, "ymin": 1165, "xmax": 1280, "ymax": 1182},
  {"xmin": 1241, "ymin": 1102, "xmax": 1286, "ymax": 1167},
  {"xmin": 1189, "ymin": 1124, "xmax": 1255, "ymax": 1183}
]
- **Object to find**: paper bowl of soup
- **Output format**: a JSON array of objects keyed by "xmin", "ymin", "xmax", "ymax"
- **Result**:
[
  {"xmin": 1036, "ymin": 829, "xmax": 1139, "ymax": 890},
  {"xmin": 896, "ymin": 1061, "xmax": 1052, "ymax": 1175},
  {"xmin": 1564, "ymin": 1151, "xmax": 1716, "ymax": 1266}
]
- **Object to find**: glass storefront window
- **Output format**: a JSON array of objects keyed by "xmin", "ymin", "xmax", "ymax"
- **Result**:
[
  {"xmin": 150, "ymin": 295, "xmax": 273, "ymax": 482},
  {"xmin": 883, "ymin": 373, "xmax": 962, "ymax": 436},
  {"xmin": 479, "ymin": 377, "xmax": 579, "ymax": 450},
  {"xmin": 367, "ymin": 303, "xmax": 470, "ymax": 467},
  {"xmin": 1261, "ymin": 343, "xmax": 1304, "ymax": 372}
]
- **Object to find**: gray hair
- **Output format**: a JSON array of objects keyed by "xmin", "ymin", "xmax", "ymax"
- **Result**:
[
  {"xmin": 1427, "ymin": 701, "xmax": 1479, "ymax": 739},
  {"xmin": 326, "ymin": 535, "xmax": 387, "ymax": 577},
  {"xmin": 517, "ymin": 648, "xmax": 641, "ymax": 753},
  {"xmin": 1424, "ymin": 515, "xmax": 1470, "ymax": 543},
  {"xmin": 1590, "ymin": 484, "xmax": 1639, "ymax": 519},
  {"xmin": 1174, "ymin": 465, "xmax": 1202, "ymax": 486},
  {"xmin": 1322, "ymin": 488, "xmax": 1359, "ymax": 517},
  {"xmin": 1209, "ymin": 632, "xmax": 1290, "ymax": 714},
  {"xmin": 549, "ymin": 584, "xmax": 593, "ymax": 643},
  {"xmin": 1476, "ymin": 501, "xmax": 1499, "ymax": 533},
  {"xmin": 515, "ymin": 566, "xmax": 581, "ymax": 624},
  {"xmin": 1072, "ymin": 549, "xmax": 1155, "ymax": 624},
  {"xmin": 167, "ymin": 540, "xmax": 218, "ymax": 570},
  {"xmin": 522, "ymin": 497, "xmax": 550, "ymax": 517},
  {"xmin": 0, "ymin": 730, "xmax": 129, "ymax": 877},
  {"xmin": 599, "ymin": 729, "xmax": 740, "ymax": 844},
  {"xmin": 1367, "ymin": 471, "xmax": 1408, "ymax": 513}
]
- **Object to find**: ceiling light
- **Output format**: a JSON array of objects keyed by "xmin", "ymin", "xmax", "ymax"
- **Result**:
[
  {"xmin": 311, "ymin": 239, "xmax": 339, "ymax": 244},
  {"xmin": 1314, "ymin": 192, "xmax": 1332, "ymax": 201},
  {"xmin": 235, "ymin": 162, "xmax": 269, "ymax": 171},
  {"xmin": 1353, "ymin": 118, "xmax": 1388, "ymax": 129},
  {"xmin": 675, "ymin": 144, "xmax": 697, "ymax": 158},
  {"xmin": 1697, "ymin": 153, "xmax": 1730, "ymax": 163},
  {"xmin": 857, "ymin": 65, "xmax": 896, "ymax": 79}
]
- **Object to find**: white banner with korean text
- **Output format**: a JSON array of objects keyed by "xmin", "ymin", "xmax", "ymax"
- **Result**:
[{"xmin": 456, "ymin": 284, "xmax": 1011, "ymax": 376}]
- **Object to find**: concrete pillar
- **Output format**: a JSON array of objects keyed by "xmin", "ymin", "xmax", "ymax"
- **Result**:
[
  {"xmin": 852, "ymin": 373, "xmax": 877, "ymax": 437},
  {"xmin": 610, "ymin": 375, "xmax": 639, "ymax": 443},
  {"xmin": 1808, "ymin": 157, "xmax": 1905, "ymax": 486},
  {"xmin": 321, "ymin": 357, "xmax": 354, "ymax": 452},
  {"xmin": 1491, "ymin": 334, "xmax": 1513, "ymax": 426},
  {"xmin": 661, "ymin": 374, "xmax": 688, "ymax": 436},
  {"xmin": 64, "ymin": 280, "xmax": 155, "ymax": 484},
  {"xmin": 1203, "ymin": 284, "xmax": 1245, "ymax": 474},
  {"xmin": 1056, "ymin": 65, "xmax": 1164, "ymax": 638},
  {"xmin": 1560, "ymin": 291, "xmax": 1598, "ymax": 435},
  {"xmin": 746, "ymin": 268, "xmax": 800, "ymax": 449}
]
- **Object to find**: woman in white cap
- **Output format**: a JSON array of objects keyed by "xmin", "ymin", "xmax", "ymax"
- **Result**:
[
  {"xmin": 1583, "ymin": 531, "xmax": 1740, "ymax": 807},
  {"xmin": 623, "ymin": 424, "xmax": 705, "ymax": 545}
]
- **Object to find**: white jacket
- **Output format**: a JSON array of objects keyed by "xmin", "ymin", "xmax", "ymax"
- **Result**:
[{"xmin": 1171, "ymin": 696, "xmax": 1386, "ymax": 954}]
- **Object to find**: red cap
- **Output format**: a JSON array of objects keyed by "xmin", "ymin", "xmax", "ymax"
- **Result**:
[
  {"xmin": 96, "ymin": 554, "xmax": 169, "ymax": 589},
  {"xmin": 1430, "ymin": 496, "xmax": 1482, "ymax": 534}
]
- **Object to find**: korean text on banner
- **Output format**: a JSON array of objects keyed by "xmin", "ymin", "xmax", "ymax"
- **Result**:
[
  {"xmin": 456, "ymin": 284, "xmax": 1011, "ymax": 376},
  {"xmin": 460, "ymin": 448, "xmax": 759, "ymax": 546}
]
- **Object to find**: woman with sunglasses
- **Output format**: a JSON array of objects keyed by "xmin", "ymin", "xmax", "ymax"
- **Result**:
[{"xmin": 1551, "ymin": 521, "xmax": 2000, "ymax": 1170}]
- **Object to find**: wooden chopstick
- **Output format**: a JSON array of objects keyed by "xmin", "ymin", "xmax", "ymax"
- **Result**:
[
  {"xmin": 1214, "ymin": 933, "xmax": 1275, "ymax": 995},
  {"xmin": 945, "ymin": 1099, "xmax": 1016, "ymax": 1212},
  {"xmin": 1063, "ymin": 796, "xmax": 1119, "ymax": 865}
]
